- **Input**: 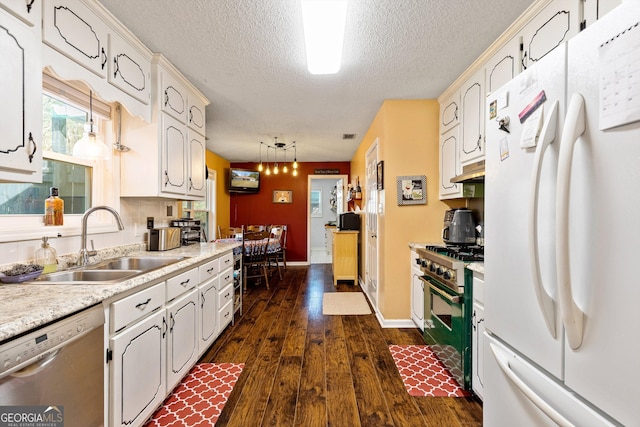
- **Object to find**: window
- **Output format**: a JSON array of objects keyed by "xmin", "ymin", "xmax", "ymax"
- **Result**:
[{"xmin": 0, "ymin": 78, "xmax": 118, "ymax": 242}]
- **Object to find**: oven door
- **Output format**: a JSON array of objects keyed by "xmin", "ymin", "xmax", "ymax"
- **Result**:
[{"xmin": 420, "ymin": 275, "xmax": 470, "ymax": 388}]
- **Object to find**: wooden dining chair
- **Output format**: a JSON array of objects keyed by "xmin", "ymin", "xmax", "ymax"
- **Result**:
[
  {"xmin": 246, "ymin": 225, "xmax": 267, "ymax": 232},
  {"xmin": 242, "ymin": 227, "xmax": 272, "ymax": 290},
  {"xmin": 218, "ymin": 225, "xmax": 243, "ymax": 239},
  {"xmin": 267, "ymin": 225, "xmax": 284, "ymax": 279}
]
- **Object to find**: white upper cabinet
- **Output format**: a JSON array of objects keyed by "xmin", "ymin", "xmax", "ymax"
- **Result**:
[
  {"xmin": 0, "ymin": 0, "xmax": 38, "ymax": 25},
  {"xmin": 107, "ymin": 32, "xmax": 150, "ymax": 104},
  {"xmin": 188, "ymin": 96, "xmax": 206, "ymax": 136},
  {"xmin": 520, "ymin": 0, "xmax": 582, "ymax": 71},
  {"xmin": 187, "ymin": 132, "xmax": 206, "ymax": 198},
  {"xmin": 439, "ymin": 90, "xmax": 460, "ymax": 134},
  {"xmin": 159, "ymin": 68, "xmax": 188, "ymax": 123},
  {"xmin": 439, "ymin": 126, "xmax": 461, "ymax": 199},
  {"xmin": 460, "ymin": 67, "xmax": 485, "ymax": 165},
  {"xmin": 43, "ymin": 0, "xmax": 109, "ymax": 78},
  {"xmin": 0, "ymin": 5, "xmax": 42, "ymax": 183},
  {"xmin": 485, "ymin": 36, "xmax": 521, "ymax": 96},
  {"xmin": 161, "ymin": 113, "xmax": 187, "ymax": 196}
]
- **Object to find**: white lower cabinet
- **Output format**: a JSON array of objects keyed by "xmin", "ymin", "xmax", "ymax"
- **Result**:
[
  {"xmin": 471, "ymin": 270, "xmax": 485, "ymax": 400},
  {"xmin": 110, "ymin": 308, "xmax": 166, "ymax": 427},
  {"xmin": 166, "ymin": 288, "xmax": 198, "ymax": 392},
  {"xmin": 410, "ymin": 248, "xmax": 424, "ymax": 331},
  {"xmin": 107, "ymin": 250, "xmax": 238, "ymax": 427},
  {"xmin": 198, "ymin": 276, "xmax": 219, "ymax": 353}
]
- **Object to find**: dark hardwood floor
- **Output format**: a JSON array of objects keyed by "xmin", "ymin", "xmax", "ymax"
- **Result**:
[{"xmin": 199, "ymin": 264, "xmax": 483, "ymax": 426}]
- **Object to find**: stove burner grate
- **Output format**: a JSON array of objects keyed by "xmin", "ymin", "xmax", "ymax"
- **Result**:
[{"xmin": 424, "ymin": 245, "xmax": 484, "ymax": 262}]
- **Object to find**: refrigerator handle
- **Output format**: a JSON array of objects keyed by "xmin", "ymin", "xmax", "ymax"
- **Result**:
[
  {"xmin": 528, "ymin": 100, "xmax": 559, "ymax": 339},
  {"xmin": 556, "ymin": 93, "xmax": 586, "ymax": 351},
  {"xmin": 489, "ymin": 342, "xmax": 575, "ymax": 427}
]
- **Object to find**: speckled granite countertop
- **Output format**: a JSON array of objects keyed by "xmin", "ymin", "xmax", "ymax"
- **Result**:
[
  {"xmin": 0, "ymin": 241, "xmax": 241, "ymax": 343},
  {"xmin": 466, "ymin": 263, "xmax": 484, "ymax": 275}
]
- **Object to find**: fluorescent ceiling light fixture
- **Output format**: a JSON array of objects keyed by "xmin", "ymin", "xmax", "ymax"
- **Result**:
[{"xmin": 301, "ymin": 0, "xmax": 347, "ymax": 75}]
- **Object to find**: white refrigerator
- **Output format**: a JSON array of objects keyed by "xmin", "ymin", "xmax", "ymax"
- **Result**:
[{"xmin": 484, "ymin": 1, "xmax": 640, "ymax": 425}]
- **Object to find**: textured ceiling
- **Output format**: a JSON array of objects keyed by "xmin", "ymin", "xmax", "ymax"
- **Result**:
[{"xmin": 97, "ymin": 0, "xmax": 535, "ymax": 162}]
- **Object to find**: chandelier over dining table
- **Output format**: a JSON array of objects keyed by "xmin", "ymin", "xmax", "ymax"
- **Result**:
[{"xmin": 258, "ymin": 137, "xmax": 298, "ymax": 176}]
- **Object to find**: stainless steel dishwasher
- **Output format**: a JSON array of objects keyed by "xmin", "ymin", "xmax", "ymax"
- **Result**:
[{"xmin": 0, "ymin": 305, "xmax": 105, "ymax": 427}]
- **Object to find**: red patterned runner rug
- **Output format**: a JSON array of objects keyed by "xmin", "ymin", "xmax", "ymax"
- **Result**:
[
  {"xmin": 389, "ymin": 345, "xmax": 470, "ymax": 397},
  {"xmin": 144, "ymin": 363, "xmax": 244, "ymax": 427}
]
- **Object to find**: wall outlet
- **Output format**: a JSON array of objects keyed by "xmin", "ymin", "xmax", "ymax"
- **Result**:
[
  {"xmin": 134, "ymin": 223, "xmax": 141, "ymax": 237},
  {"xmin": 147, "ymin": 217, "xmax": 154, "ymax": 229},
  {"xmin": 166, "ymin": 205, "xmax": 173, "ymax": 217}
]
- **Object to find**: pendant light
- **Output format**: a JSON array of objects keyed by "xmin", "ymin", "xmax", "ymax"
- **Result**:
[
  {"xmin": 73, "ymin": 90, "xmax": 111, "ymax": 160},
  {"xmin": 258, "ymin": 138, "xmax": 297, "ymax": 177}
]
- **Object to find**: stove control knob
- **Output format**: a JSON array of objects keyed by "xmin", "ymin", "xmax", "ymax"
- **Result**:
[
  {"xmin": 449, "ymin": 270, "xmax": 456, "ymax": 281},
  {"xmin": 443, "ymin": 270, "xmax": 451, "ymax": 279},
  {"xmin": 430, "ymin": 263, "xmax": 437, "ymax": 272},
  {"xmin": 436, "ymin": 266, "xmax": 443, "ymax": 275}
]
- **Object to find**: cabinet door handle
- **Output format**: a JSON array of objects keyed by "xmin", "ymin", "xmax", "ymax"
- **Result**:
[
  {"xmin": 200, "ymin": 292, "xmax": 205, "ymax": 307},
  {"xmin": 224, "ymin": 292, "xmax": 230, "ymax": 299},
  {"xmin": 162, "ymin": 316, "xmax": 167, "ymax": 338},
  {"xmin": 164, "ymin": 171, "xmax": 169, "ymax": 187},
  {"xmin": 169, "ymin": 313, "xmax": 175, "ymax": 332},
  {"xmin": 101, "ymin": 47, "xmax": 107, "ymax": 70},
  {"xmin": 26, "ymin": 0, "xmax": 34, "ymax": 13},
  {"xmin": 180, "ymin": 278, "xmax": 190, "ymax": 287},
  {"xmin": 207, "ymin": 267, "xmax": 215, "ymax": 274},
  {"xmin": 28, "ymin": 132, "xmax": 36, "ymax": 163},
  {"xmin": 135, "ymin": 298, "xmax": 151, "ymax": 310}
]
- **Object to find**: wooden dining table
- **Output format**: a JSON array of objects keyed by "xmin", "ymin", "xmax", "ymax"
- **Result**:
[{"xmin": 215, "ymin": 238, "xmax": 281, "ymax": 255}]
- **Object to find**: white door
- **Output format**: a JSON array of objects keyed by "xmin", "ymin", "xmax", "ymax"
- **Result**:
[
  {"xmin": 187, "ymin": 131, "xmax": 206, "ymax": 198},
  {"xmin": 110, "ymin": 309, "xmax": 166, "ymax": 427},
  {"xmin": 43, "ymin": 0, "xmax": 109, "ymax": 77},
  {"xmin": 161, "ymin": 113, "xmax": 186, "ymax": 196},
  {"xmin": 0, "ymin": 10, "xmax": 42, "ymax": 183},
  {"xmin": 166, "ymin": 289, "xmax": 198, "ymax": 391},
  {"xmin": 484, "ymin": 44, "xmax": 567, "ymax": 380},
  {"xmin": 563, "ymin": 5, "xmax": 640, "ymax": 424},
  {"xmin": 439, "ymin": 126, "xmax": 461, "ymax": 199},
  {"xmin": 460, "ymin": 67, "xmax": 485, "ymax": 164},
  {"xmin": 107, "ymin": 32, "xmax": 151, "ymax": 104},
  {"xmin": 485, "ymin": 36, "xmax": 521, "ymax": 96},
  {"xmin": 364, "ymin": 141, "xmax": 379, "ymax": 307}
]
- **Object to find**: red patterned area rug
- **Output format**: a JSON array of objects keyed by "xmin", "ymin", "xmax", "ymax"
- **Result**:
[
  {"xmin": 144, "ymin": 363, "xmax": 244, "ymax": 427},
  {"xmin": 389, "ymin": 345, "xmax": 470, "ymax": 397}
]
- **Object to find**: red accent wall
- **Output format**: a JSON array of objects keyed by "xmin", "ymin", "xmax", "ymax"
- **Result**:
[{"xmin": 228, "ymin": 162, "xmax": 350, "ymax": 262}]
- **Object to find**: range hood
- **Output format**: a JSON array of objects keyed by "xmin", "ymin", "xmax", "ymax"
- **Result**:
[{"xmin": 451, "ymin": 160, "xmax": 485, "ymax": 183}]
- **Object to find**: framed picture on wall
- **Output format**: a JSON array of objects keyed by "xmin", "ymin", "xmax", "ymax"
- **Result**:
[
  {"xmin": 273, "ymin": 190, "xmax": 292, "ymax": 204},
  {"xmin": 396, "ymin": 175, "xmax": 427, "ymax": 205},
  {"xmin": 377, "ymin": 161, "xmax": 384, "ymax": 190}
]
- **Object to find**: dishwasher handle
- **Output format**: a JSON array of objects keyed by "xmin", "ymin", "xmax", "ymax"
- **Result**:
[{"xmin": 10, "ymin": 349, "xmax": 61, "ymax": 378}]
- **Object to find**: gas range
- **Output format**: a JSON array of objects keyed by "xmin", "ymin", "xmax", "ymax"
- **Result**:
[{"xmin": 415, "ymin": 244, "xmax": 484, "ymax": 294}]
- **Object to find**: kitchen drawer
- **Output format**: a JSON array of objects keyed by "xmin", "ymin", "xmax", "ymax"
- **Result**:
[
  {"xmin": 218, "ymin": 299, "xmax": 233, "ymax": 331},
  {"xmin": 198, "ymin": 258, "xmax": 219, "ymax": 282},
  {"xmin": 217, "ymin": 282, "xmax": 234, "ymax": 308},
  {"xmin": 166, "ymin": 268, "xmax": 198, "ymax": 301},
  {"xmin": 111, "ymin": 282, "xmax": 165, "ymax": 333},
  {"xmin": 219, "ymin": 252, "xmax": 234, "ymax": 272},
  {"xmin": 218, "ymin": 267, "xmax": 233, "ymax": 288}
]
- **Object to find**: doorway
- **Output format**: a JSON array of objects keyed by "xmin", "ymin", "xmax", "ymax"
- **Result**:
[{"xmin": 307, "ymin": 174, "xmax": 348, "ymax": 264}]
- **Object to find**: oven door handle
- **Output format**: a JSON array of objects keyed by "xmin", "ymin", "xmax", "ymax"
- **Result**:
[{"xmin": 420, "ymin": 276, "xmax": 460, "ymax": 303}]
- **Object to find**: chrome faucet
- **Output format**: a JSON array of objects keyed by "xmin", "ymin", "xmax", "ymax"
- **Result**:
[{"xmin": 78, "ymin": 206, "xmax": 125, "ymax": 266}]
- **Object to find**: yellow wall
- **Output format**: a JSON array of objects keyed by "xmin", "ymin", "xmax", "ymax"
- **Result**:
[
  {"xmin": 206, "ymin": 150, "xmax": 230, "ymax": 236},
  {"xmin": 352, "ymin": 99, "xmax": 454, "ymax": 321}
]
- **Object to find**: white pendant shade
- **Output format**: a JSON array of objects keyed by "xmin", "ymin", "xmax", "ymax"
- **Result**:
[{"xmin": 73, "ymin": 130, "xmax": 111, "ymax": 160}]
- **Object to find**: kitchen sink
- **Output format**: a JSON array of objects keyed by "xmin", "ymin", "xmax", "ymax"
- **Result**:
[
  {"xmin": 30, "ymin": 256, "xmax": 187, "ymax": 284},
  {"xmin": 35, "ymin": 269, "xmax": 142, "ymax": 284},
  {"xmin": 92, "ymin": 256, "xmax": 186, "ymax": 271}
]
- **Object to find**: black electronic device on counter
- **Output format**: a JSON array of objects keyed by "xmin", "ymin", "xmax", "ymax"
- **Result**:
[{"xmin": 338, "ymin": 212, "xmax": 360, "ymax": 230}]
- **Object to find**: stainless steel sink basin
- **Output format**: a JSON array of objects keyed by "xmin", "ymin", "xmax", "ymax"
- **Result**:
[
  {"xmin": 29, "ymin": 256, "xmax": 186, "ymax": 284},
  {"xmin": 35, "ymin": 269, "xmax": 142, "ymax": 284},
  {"xmin": 92, "ymin": 256, "xmax": 186, "ymax": 271}
]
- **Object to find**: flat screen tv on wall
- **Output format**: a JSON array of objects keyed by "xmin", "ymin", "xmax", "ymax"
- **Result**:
[{"xmin": 228, "ymin": 168, "xmax": 260, "ymax": 193}]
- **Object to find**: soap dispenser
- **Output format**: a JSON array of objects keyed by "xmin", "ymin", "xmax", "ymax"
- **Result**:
[{"xmin": 35, "ymin": 237, "xmax": 58, "ymax": 273}]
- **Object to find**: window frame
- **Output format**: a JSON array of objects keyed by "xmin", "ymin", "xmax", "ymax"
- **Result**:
[{"xmin": 0, "ymin": 83, "xmax": 120, "ymax": 243}]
